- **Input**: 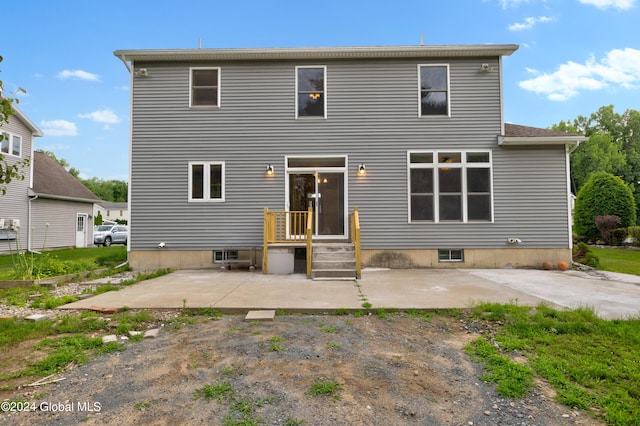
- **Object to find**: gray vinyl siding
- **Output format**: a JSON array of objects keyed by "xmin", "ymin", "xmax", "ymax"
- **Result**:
[
  {"xmin": 30, "ymin": 198, "xmax": 94, "ymax": 249},
  {"xmin": 129, "ymin": 57, "xmax": 570, "ymax": 250},
  {"xmin": 0, "ymin": 115, "xmax": 32, "ymax": 253}
]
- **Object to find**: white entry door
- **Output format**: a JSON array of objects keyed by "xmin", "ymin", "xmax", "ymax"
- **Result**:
[{"xmin": 76, "ymin": 214, "xmax": 88, "ymax": 247}]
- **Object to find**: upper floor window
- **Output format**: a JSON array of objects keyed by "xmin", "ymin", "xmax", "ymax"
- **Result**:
[
  {"xmin": 296, "ymin": 66, "xmax": 326, "ymax": 118},
  {"xmin": 190, "ymin": 67, "xmax": 220, "ymax": 107},
  {"xmin": 189, "ymin": 161, "xmax": 225, "ymax": 202},
  {"xmin": 1, "ymin": 132, "xmax": 21, "ymax": 157},
  {"xmin": 419, "ymin": 65, "xmax": 449, "ymax": 117},
  {"xmin": 408, "ymin": 151, "xmax": 492, "ymax": 223}
]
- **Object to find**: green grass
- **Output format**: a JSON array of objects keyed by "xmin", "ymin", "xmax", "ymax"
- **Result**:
[
  {"xmin": 0, "ymin": 246, "xmax": 127, "ymax": 280},
  {"xmin": 267, "ymin": 335, "xmax": 285, "ymax": 352},
  {"xmin": 589, "ymin": 247, "xmax": 640, "ymax": 276},
  {"xmin": 194, "ymin": 383, "xmax": 235, "ymax": 403},
  {"xmin": 467, "ymin": 302, "xmax": 640, "ymax": 425},
  {"xmin": 306, "ymin": 379, "xmax": 343, "ymax": 400}
]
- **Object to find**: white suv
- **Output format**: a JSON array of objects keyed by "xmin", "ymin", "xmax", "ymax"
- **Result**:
[{"xmin": 94, "ymin": 225, "xmax": 128, "ymax": 246}]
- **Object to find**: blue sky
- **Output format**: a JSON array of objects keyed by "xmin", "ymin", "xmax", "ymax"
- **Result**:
[{"xmin": 2, "ymin": 0, "xmax": 638, "ymax": 181}]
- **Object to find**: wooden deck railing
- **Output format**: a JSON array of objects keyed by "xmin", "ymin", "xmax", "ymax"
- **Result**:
[
  {"xmin": 350, "ymin": 207, "xmax": 362, "ymax": 279},
  {"xmin": 263, "ymin": 207, "xmax": 313, "ymax": 277}
]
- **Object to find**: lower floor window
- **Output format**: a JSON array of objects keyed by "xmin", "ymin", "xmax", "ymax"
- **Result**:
[
  {"xmin": 189, "ymin": 161, "xmax": 225, "ymax": 202},
  {"xmin": 438, "ymin": 249, "xmax": 464, "ymax": 262},
  {"xmin": 409, "ymin": 151, "xmax": 492, "ymax": 222}
]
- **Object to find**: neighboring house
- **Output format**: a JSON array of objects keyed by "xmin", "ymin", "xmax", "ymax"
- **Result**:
[
  {"xmin": 94, "ymin": 201, "xmax": 129, "ymax": 224},
  {"xmin": 0, "ymin": 103, "xmax": 43, "ymax": 252},
  {"xmin": 29, "ymin": 151, "xmax": 101, "ymax": 249},
  {"xmin": 114, "ymin": 44, "xmax": 586, "ymax": 274}
]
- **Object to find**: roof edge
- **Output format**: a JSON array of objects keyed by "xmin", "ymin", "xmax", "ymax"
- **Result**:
[{"xmin": 114, "ymin": 44, "xmax": 519, "ymax": 62}]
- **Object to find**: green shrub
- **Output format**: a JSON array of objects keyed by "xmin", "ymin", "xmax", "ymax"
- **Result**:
[
  {"xmin": 574, "ymin": 172, "xmax": 637, "ymax": 242},
  {"xmin": 629, "ymin": 226, "xmax": 640, "ymax": 245},
  {"xmin": 610, "ymin": 228, "xmax": 628, "ymax": 246},
  {"xmin": 572, "ymin": 242, "xmax": 599, "ymax": 267}
]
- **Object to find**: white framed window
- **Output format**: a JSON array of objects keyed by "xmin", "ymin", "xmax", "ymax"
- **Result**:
[
  {"xmin": 1, "ymin": 132, "xmax": 22, "ymax": 157},
  {"xmin": 189, "ymin": 161, "xmax": 225, "ymax": 202},
  {"xmin": 190, "ymin": 67, "xmax": 220, "ymax": 107},
  {"xmin": 438, "ymin": 249, "xmax": 464, "ymax": 262},
  {"xmin": 418, "ymin": 64, "xmax": 450, "ymax": 117},
  {"xmin": 408, "ymin": 151, "xmax": 492, "ymax": 223},
  {"xmin": 295, "ymin": 65, "xmax": 326, "ymax": 118}
]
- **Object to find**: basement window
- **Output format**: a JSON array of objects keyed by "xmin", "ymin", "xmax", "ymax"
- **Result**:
[{"xmin": 438, "ymin": 249, "xmax": 464, "ymax": 262}]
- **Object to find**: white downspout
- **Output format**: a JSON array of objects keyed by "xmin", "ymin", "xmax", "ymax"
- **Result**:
[{"xmin": 27, "ymin": 194, "xmax": 38, "ymax": 252}]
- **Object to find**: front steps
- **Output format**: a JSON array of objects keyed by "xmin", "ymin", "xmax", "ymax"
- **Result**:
[{"xmin": 311, "ymin": 242, "xmax": 358, "ymax": 280}]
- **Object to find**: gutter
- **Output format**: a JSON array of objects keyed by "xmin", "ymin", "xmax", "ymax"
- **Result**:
[{"xmin": 27, "ymin": 194, "xmax": 38, "ymax": 252}]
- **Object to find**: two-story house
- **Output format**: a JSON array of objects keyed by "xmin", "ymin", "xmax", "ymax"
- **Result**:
[
  {"xmin": 1, "ymin": 102, "xmax": 99, "ymax": 252},
  {"xmin": 115, "ymin": 44, "xmax": 585, "ymax": 277}
]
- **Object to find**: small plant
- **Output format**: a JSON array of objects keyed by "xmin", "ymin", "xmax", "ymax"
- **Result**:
[
  {"xmin": 573, "ymin": 242, "xmax": 599, "ymax": 268},
  {"xmin": 361, "ymin": 302, "xmax": 372, "ymax": 309},
  {"xmin": 134, "ymin": 401, "xmax": 151, "ymax": 410},
  {"xmin": 333, "ymin": 308, "xmax": 349, "ymax": 315},
  {"xmin": 284, "ymin": 418, "xmax": 307, "ymax": 426},
  {"xmin": 327, "ymin": 341, "xmax": 341, "ymax": 350},
  {"xmin": 375, "ymin": 308, "xmax": 388, "ymax": 319},
  {"xmin": 193, "ymin": 383, "xmax": 235, "ymax": 403},
  {"xmin": 306, "ymin": 378, "xmax": 343, "ymax": 400},
  {"xmin": 321, "ymin": 325, "xmax": 337, "ymax": 333},
  {"xmin": 268, "ymin": 335, "xmax": 285, "ymax": 352}
]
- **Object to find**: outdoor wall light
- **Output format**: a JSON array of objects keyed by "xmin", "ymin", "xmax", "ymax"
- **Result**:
[
  {"xmin": 134, "ymin": 68, "xmax": 149, "ymax": 77},
  {"xmin": 266, "ymin": 164, "xmax": 274, "ymax": 176},
  {"xmin": 358, "ymin": 164, "xmax": 366, "ymax": 176}
]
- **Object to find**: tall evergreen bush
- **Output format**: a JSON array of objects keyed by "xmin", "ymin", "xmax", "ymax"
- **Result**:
[{"xmin": 574, "ymin": 172, "xmax": 637, "ymax": 241}]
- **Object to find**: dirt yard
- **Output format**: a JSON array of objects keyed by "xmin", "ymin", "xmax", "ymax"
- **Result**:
[{"xmin": 2, "ymin": 312, "xmax": 603, "ymax": 426}]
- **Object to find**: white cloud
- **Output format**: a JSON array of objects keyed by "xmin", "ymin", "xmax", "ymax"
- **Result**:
[
  {"xmin": 78, "ymin": 109, "xmax": 120, "ymax": 124},
  {"xmin": 40, "ymin": 120, "xmax": 78, "ymax": 136},
  {"xmin": 508, "ymin": 16, "xmax": 552, "ymax": 31},
  {"xmin": 57, "ymin": 69, "xmax": 100, "ymax": 82},
  {"xmin": 500, "ymin": 0, "xmax": 530, "ymax": 8},
  {"xmin": 524, "ymin": 67, "xmax": 540, "ymax": 75},
  {"xmin": 578, "ymin": 0, "xmax": 635, "ymax": 9},
  {"xmin": 518, "ymin": 48, "xmax": 640, "ymax": 100}
]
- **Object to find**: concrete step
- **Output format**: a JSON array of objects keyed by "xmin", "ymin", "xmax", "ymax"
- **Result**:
[
  {"xmin": 312, "ymin": 243, "xmax": 355, "ymax": 253},
  {"xmin": 312, "ymin": 269, "xmax": 358, "ymax": 280},
  {"xmin": 312, "ymin": 260, "xmax": 356, "ymax": 270},
  {"xmin": 313, "ymin": 251, "xmax": 356, "ymax": 261}
]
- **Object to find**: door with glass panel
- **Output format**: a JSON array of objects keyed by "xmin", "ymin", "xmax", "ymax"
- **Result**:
[{"xmin": 287, "ymin": 157, "xmax": 346, "ymax": 238}]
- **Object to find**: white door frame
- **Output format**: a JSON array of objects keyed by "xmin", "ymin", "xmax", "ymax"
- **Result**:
[
  {"xmin": 284, "ymin": 155, "xmax": 348, "ymax": 239},
  {"xmin": 76, "ymin": 213, "xmax": 88, "ymax": 248}
]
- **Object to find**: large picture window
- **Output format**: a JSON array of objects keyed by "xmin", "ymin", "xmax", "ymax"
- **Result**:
[
  {"xmin": 408, "ymin": 151, "xmax": 492, "ymax": 222},
  {"xmin": 296, "ymin": 66, "xmax": 326, "ymax": 118},
  {"xmin": 190, "ymin": 68, "xmax": 220, "ymax": 107},
  {"xmin": 1, "ymin": 132, "xmax": 21, "ymax": 157},
  {"xmin": 189, "ymin": 161, "xmax": 225, "ymax": 202},
  {"xmin": 419, "ymin": 65, "xmax": 449, "ymax": 117}
]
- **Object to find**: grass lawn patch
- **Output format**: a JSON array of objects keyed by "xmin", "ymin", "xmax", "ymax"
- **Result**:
[
  {"xmin": 589, "ymin": 247, "xmax": 640, "ymax": 276},
  {"xmin": 467, "ymin": 302, "xmax": 640, "ymax": 425}
]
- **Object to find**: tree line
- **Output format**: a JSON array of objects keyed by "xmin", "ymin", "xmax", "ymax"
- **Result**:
[
  {"xmin": 553, "ymin": 105, "xmax": 640, "ymax": 218},
  {"xmin": 40, "ymin": 150, "xmax": 127, "ymax": 202}
]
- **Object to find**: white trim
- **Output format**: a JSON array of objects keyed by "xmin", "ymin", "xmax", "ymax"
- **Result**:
[
  {"xmin": 0, "ymin": 131, "xmax": 23, "ymax": 158},
  {"xmin": 284, "ymin": 155, "xmax": 347, "ymax": 239},
  {"xmin": 189, "ymin": 67, "xmax": 221, "ymax": 108},
  {"xmin": 499, "ymin": 56, "xmax": 505, "ymax": 137},
  {"xmin": 407, "ymin": 150, "xmax": 493, "ymax": 223},
  {"xmin": 565, "ymin": 145, "xmax": 573, "ymax": 249},
  {"xmin": 295, "ymin": 65, "xmax": 327, "ymax": 119},
  {"xmin": 417, "ymin": 64, "xmax": 450, "ymax": 118},
  {"xmin": 188, "ymin": 161, "xmax": 226, "ymax": 202}
]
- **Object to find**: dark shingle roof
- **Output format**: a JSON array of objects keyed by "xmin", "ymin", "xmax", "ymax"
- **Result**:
[
  {"xmin": 504, "ymin": 123, "xmax": 582, "ymax": 138},
  {"xmin": 32, "ymin": 151, "xmax": 100, "ymax": 201}
]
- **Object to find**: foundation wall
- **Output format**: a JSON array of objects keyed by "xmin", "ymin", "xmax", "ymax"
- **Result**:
[{"xmin": 130, "ymin": 248, "xmax": 571, "ymax": 271}]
